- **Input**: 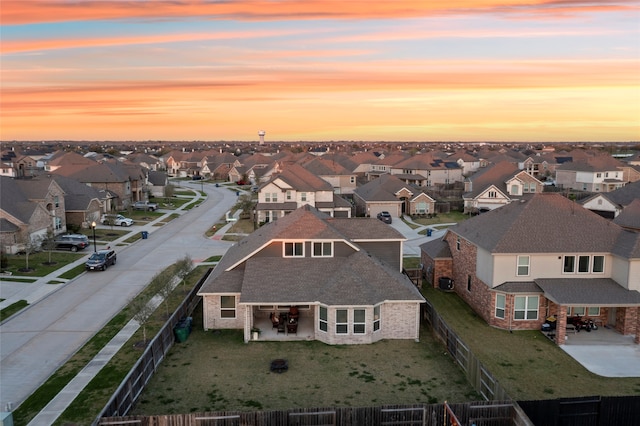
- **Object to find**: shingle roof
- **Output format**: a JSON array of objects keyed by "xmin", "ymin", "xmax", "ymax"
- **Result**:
[
  {"xmin": 199, "ymin": 205, "xmax": 422, "ymax": 305},
  {"xmin": 0, "ymin": 176, "xmax": 58, "ymax": 224},
  {"xmin": 464, "ymin": 161, "xmax": 519, "ymax": 198},
  {"xmin": 419, "ymin": 238, "xmax": 452, "ymax": 259},
  {"xmin": 51, "ymin": 174, "xmax": 103, "ymax": 211},
  {"xmin": 353, "ymin": 174, "xmax": 412, "ymax": 202},
  {"xmin": 536, "ymin": 278, "xmax": 640, "ymax": 306},
  {"xmin": 612, "ymin": 199, "xmax": 640, "ymax": 231},
  {"xmin": 449, "ymin": 193, "xmax": 632, "ymax": 255},
  {"xmin": 271, "ymin": 163, "xmax": 333, "ymax": 192}
]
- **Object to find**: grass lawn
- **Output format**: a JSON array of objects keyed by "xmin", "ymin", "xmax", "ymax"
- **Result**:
[
  {"xmin": 131, "ymin": 319, "xmax": 480, "ymax": 415},
  {"xmin": 423, "ymin": 287, "xmax": 640, "ymax": 400},
  {"xmin": 79, "ymin": 229, "xmax": 129, "ymax": 242},
  {"xmin": 411, "ymin": 211, "xmax": 468, "ymax": 226},
  {"xmin": 2, "ymin": 252, "xmax": 84, "ymax": 276},
  {"xmin": 0, "ymin": 299, "xmax": 29, "ymax": 322}
]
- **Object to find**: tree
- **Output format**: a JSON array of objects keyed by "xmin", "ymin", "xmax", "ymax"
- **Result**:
[
  {"xmin": 164, "ymin": 183, "xmax": 175, "ymax": 200},
  {"xmin": 151, "ymin": 270, "xmax": 174, "ymax": 318},
  {"xmin": 129, "ymin": 295, "xmax": 156, "ymax": 347},
  {"xmin": 236, "ymin": 194, "xmax": 255, "ymax": 219},
  {"xmin": 175, "ymin": 254, "xmax": 193, "ymax": 292},
  {"xmin": 40, "ymin": 229, "xmax": 57, "ymax": 265},
  {"xmin": 18, "ymin": 232, "xmax": 41, "ymax": 272}
]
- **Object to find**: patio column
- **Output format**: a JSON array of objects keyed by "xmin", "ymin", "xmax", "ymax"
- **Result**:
[
  {"xmin": 556, "ymin": 305, "xmax": 567, "ymax": 346},
  {"xmin": 635, "ymin": 308, "xmax": 640, "ymax": 344}
]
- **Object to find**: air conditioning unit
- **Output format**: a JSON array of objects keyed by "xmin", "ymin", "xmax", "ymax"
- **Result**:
[{"xmin": 438, "ymin": 277, "xmax": 454, "ymax": 291}]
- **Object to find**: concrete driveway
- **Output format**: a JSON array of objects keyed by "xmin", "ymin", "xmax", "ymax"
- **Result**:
[{"xmin": 0, "ymin": 182, "xmax": 237, "ymax": 410}]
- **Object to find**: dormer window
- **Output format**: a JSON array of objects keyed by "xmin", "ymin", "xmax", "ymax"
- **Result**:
[
  {"xmin": 312, "ymin": 242, "xmax": 332, "ymax": 257},
  {"xmin": 284, "ymin": 242, "xmax": 304, "ymax": 257}
]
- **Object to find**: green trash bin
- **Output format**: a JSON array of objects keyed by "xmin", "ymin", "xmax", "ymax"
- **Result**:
[{"xmin": 174, "ymin": 324, "xmax": 189, "ymax": 343}]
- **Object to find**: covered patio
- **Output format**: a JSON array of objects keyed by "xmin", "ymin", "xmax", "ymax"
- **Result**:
[{"xmin": 536, "ymin": 278, "xmax": 640, "ymax": 346}]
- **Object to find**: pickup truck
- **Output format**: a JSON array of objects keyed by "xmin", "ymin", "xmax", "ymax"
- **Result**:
[{"xmin": 133, "ymin": 201, "xmax": 158, "ymax": 211}]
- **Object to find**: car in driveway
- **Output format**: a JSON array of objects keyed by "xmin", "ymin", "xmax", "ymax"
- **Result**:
[
  {"xmin": 376, "ymin": 211, "xmax": 393, "ymax": 224},
  {"xmin": 101, "ymin": 214, "xmax": 134, "ymax": 227},
  {"xmin": 132, "ymin": 201, "xmax": 158, "ymax": 211},
  {"xmin": 54, "ymin": 234, "xmax": 90, "ymax": 252},
  {"xmin": 85, "ymin": 249, "xmax": 117, "ymax": 271}
]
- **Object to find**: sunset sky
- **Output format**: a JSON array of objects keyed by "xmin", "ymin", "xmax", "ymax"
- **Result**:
[{"xmin": 1, "ymin": 1, "xmax": 639, "ymax": 142}]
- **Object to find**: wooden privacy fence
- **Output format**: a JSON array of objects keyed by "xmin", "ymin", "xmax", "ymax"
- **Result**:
[
  {"xmin": 98, "ymin": 400, "xmax": 532, "ymax": 426},
  {"xmin": 93, "ymin": 268, "xmax": 213, "ymax": 425},
  {"xmin": 519, "ymin": 395, "xmax": 640, "ymax": 426},
  {"xmin": 422, "ymin": 299, "xmax": 511, "ymax": 402}
]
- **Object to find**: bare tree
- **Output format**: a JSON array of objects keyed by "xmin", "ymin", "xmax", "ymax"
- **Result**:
[
  {"xmin": 129, "ymin": 295, "xmax": 156, "ymax": 347},
  {"xmin": 175, "ymin": 254, "xmax": 193, "ymax": 291},
  {"xmin": 18, "ymin": 232, "xmax": 41, "ymax": 272},
  {"xmin": 151, "ymin": 270, "xmax": 174, "ymax": 318},
  {"xmin": 40, "ymin": 229, "xmax": 57, "ymax": 265}
]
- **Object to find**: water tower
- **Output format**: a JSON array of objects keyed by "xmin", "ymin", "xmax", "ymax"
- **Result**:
[{"xmin": 258, "ymin": 130, "xmax": 265, "ymax": 145}]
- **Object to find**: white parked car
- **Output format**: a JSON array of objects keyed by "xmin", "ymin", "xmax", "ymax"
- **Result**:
[{"xmin": 101, "ymin": 214, "xmax": 134, "ymax": 227}]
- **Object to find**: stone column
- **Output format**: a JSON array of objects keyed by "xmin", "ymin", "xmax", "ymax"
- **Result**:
[{"xmin": 556, "ymin": 305, "xmax": 567, "ymax": 346}]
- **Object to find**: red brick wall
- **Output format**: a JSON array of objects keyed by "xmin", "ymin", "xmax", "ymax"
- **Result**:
[
  {"xmin": 616, "ymin": 307, "xmax": 638, "ymax": 336},
  {"xmin": 420, "ymin": 250, "xmax": 453, "ymax": 289}
]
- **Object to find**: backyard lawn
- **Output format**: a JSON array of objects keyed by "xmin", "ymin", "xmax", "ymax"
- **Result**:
[{"xmin": 131, "ymin": 311, "xmax": 480, "ymax": 415}]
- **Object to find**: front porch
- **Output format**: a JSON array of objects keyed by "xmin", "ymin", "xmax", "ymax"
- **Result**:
[{"xmin": 252, "ymin": 316, "xmax": 315, "ymax": 341}]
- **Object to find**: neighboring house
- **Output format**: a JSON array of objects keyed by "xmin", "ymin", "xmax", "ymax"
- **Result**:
[
  {"xmin": 580, "ymin": 181, "xmax": 640, "ymax": 219},
  {"xmin": 390, "ymin": 153, "xmax": 463, "ymax": 187},
  {"xmin": 255, "ymin": 163, "xmax": 352, "ymax": 223},
  {"xmin": 420, "ymin": 193, "xmax": 640, "ymax": 346},
  {"xmin": 147, "ymin": 170, "xmax": 169, "ymax": 198},
  {"xmin": 352, "ymin": 174, "xmax": 435, "ymax": 218},
  {"xmin": 0, "ymin": 176, "xmax": 67, "ymax": 254},
  {"xmin": 197, "ymin": 205, "xmax": 425, "ymax": 344},
  {"xmin": 51, "ymin": 157, "xmax": 145, "ymax": 210},
  {"xmin": 462, "ymin": 161, "xmax": 544, "ymax": 214},
  {"xmin": 555, "ymin": 155, "xmax": 629, "ymax": 192},
  {"xmin": 50, "ymin": 175, "xmax": 103, "ymax": 228},
  {"xmin": 449, "ymin": 150, "xmax": 483, "ymax": 177},
  {"xmin": 301, "ymin": 156, "xmax": 358, "ymax": 195},
  {"xmin": 127, "ymin": 152, "xmax": 163, "ymax": 172}
]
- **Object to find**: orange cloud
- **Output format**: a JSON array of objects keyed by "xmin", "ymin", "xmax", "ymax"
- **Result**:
[{"xmin": 2, "ymin": 0, "xmax": 637, "ymax": 25}]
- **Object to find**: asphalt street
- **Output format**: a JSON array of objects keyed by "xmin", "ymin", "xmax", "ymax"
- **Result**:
[{"xmin": 0, "ymin": 182, "xmax": 237, "ymax": 411}]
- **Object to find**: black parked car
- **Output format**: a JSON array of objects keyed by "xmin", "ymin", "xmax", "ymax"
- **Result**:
[
  {"xmin": 376, "ymin": 211, "xmax": 392, "ymax": 224},
  {"xmin": 54, "ymin": 234, "xmax": 90, "ymax": 252},
  {"xmin": 85, "ymin": 249, "xmax": 117, "ymax": 271}
]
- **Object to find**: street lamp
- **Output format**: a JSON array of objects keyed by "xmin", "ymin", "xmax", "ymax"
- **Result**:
[{"xmin": 91, "ymin": 221, "xmax": 97, "ymax": 252}]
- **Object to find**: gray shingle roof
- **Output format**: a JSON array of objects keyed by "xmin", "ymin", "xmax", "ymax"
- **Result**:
[
  {"xmin": 449, "ymin": 193, "xmax": 631, "ymax": 255},
  {"xmin": 419, "ymin": 238, "xmax": 452, "ymax": 259},
  {"xmin": 535, "ymin": 278, "xmax": 640, "ymax": 306},
  {"xmin": 199, "ymin": 205, "xmax": 422, "ymax": 305},
  {"xmin": 353, "ymin": 174, "xmax": 413, "ymax": 202}
]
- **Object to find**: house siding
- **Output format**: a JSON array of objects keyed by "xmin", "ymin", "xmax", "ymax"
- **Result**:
[{"xmin": 201, "ymin": 294, "xmax": 245, "ymax": 331}]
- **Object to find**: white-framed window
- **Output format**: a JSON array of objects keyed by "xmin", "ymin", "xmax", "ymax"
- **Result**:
[
  {"xmin": 54, "ymin": 195, "xmax": 59, "ymax": 207},
  {"xmin": 588, "ymin": 307, "xmax": 600, "ymax": 316},
  {"xmin": 495, "ymin": 294, "xmax": 505, "ymax": 319},
  {"xmin": 312, "ymin": 242, "xmax": 332, "ymax": 257},
  {"xmin": 301, "ymin": 192, "xmax": 307, "ymax": 202},
  {"xmin": 353, "ymin": 309, "xmax": 366, "ymax": 334},
  {"xmin": 517, "ymin": 256, "xmax": 530, "ymax": 276},
  {"xmin": 592, "ymin": 256, "xmax": 604, "ymax": 273},
  {"xmin": 271, "ymin": 192, "xmax": 278, "ymax": 202},
  {"xmin": 319, "ymin": 306, "xmax": 328, "ymax": 332},
  {"xmin": 572, "ymin": 306, "xmax": 585, "ymax": 316},
  {"xmin": 284, "ymin": 242, "xmax": 304, "ymax": 257},
  {"xmin": 456, "ymin": 237, "xmax": 461, "ymax": 251},
  {"xmin": 373, "ymin": 305, "xmax": 381, "ymax": 332},
  {"xmin": 336, "ymin": 309, "xmax": 348, "ymax": 334},
  {"xmin": 350, "ymin": 176, "xmax": 355, "ymax": 184},
  {"xmin": 54, "ymin": 216, "xmax": 62, "ymax": 230},
  {"xmin": 220, "ymin": 295, "xmax": 236, "ymax": 318},
  {"xmin": 563, "ymin": 255, "xmax": 575, "ymax": 273},
  {"xmin": 286, "ymin": 190, "xmax": 292, "ymax": 201},
  {"xmin": 578, "ymin": 255, "xmax": 590, "ymax": 273},
  {"xmin": 514, "ymin": 295, "xmax": 538, "ymax": 320},
  {"xmin": 265, "ymin": 193, "xmax": 271, "ymax": 202},
  {"xmin": 488, "ymin": 191, "xmax": 497, "ymax": 198}
]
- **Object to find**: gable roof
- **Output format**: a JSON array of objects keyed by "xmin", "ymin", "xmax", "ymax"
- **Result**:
[
  {"xmin": 613, "ymin": 198, "xmax": 640, "ymax": 231},
  {"xmin": 353, "ymin": 174, "xmax": 412, "ymax": 202},
  {"xmin": 464, "ymin": 161, "xmax": 520, "ymax": 198},
  {"xmin": 198, "ymin": 205, "xmax": 421, "ymax": 305},
  {"xmin": 449, "ymin": 193, "xmax": 636, "ymax": 256},
  {"xmin": 270, "ymin": 163, "xmax": 333, "ymax": 192},
  {"xmin": 0, "ymin": 176, "xmax": 61, "ymax": 224},
  {"xmin": 50, "ymin": 174, "xmax": 103, "ymax": 211}
]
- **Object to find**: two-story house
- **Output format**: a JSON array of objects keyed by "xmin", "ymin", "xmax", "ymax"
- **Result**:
[
  {"xmin": 421, "ymin": 193, "xmax": 640, "ymax": 346},
  {"xmin": 462, "ymin": 161, "xmax": 544, "ymax": 214},
  {"xmin": 198, "ymin": 205, "xmax": 425, "ymax": 344},
  {"xmin": 301, "ymin": 156, "xmax": 358, "ymax": 195},
  {"xmin": 555, "ymin": 155, "xmax": 629, "ymax": 192},
  {"xmin": 255, "ymin": 164, "xmax": 352, "ymax": 223},
  {"xmin": 0, "ymin": 176, "xmax": 67, "ymax": 254},
  {"xmin": 390, "ymin": 153, "xmax": 463, "ymax": 187}
]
